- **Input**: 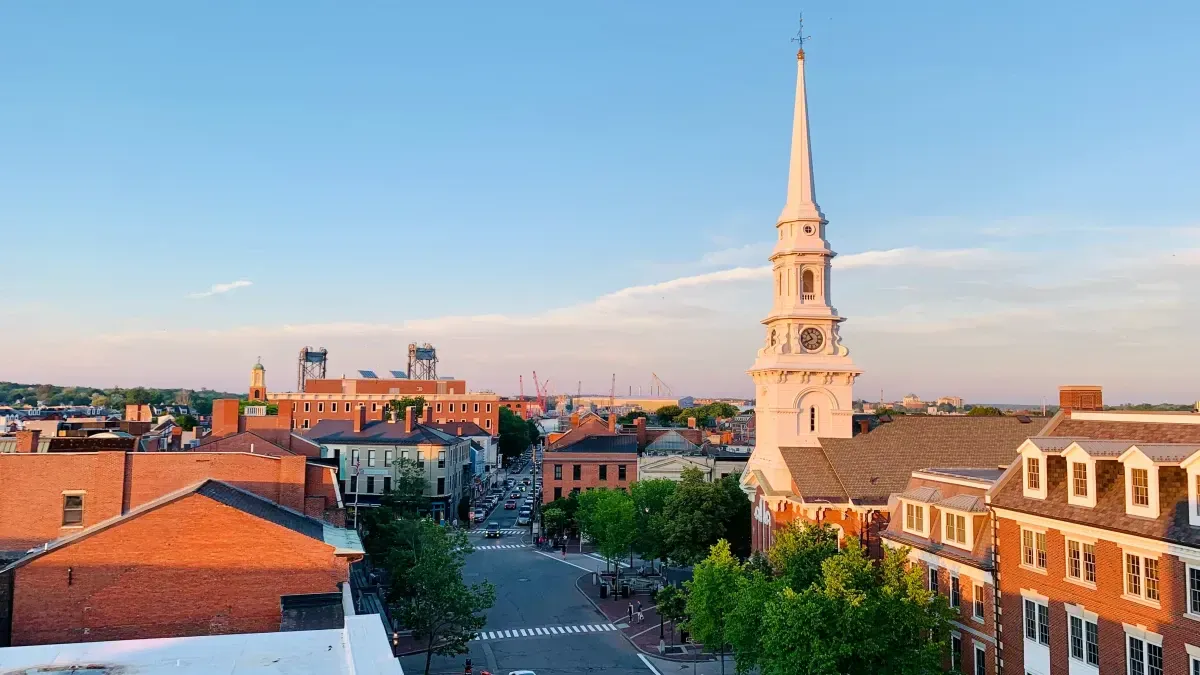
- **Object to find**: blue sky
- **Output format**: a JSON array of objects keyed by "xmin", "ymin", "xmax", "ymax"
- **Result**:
[{"xmin": 3, "ymin": 1, "xmax": 1199, "ymax": 403}]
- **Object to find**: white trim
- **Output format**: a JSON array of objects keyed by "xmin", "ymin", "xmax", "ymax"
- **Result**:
[
  {"xmin": 912, "ymin": 470, "xmax": 994, "ymax": 489},
  {"xmin": 888, "ymin": 544, "xmax": 993, "ymax": 585},
  {"xmin": 1071, "ymin": 410, "xmax": 1200, "ymax": 425},
  {"xmin": 1021, "ymin": 447, "xmax": 1048, "ymax": 500},
  {"xmin": 941, "ymin": 507, "xmax": 974, "ymax": 551},
  {"xmin": 1188, "ymin": 564, "xmax": 1200, "ymax": 620},
  {"xmin": 1186, "ymin": 643, "xmax": 1200, "ymax": 660},
  {"xmin": 1020, "ymin": 587, "xmax": 1049, "ymax": 603},
  {"xmin": 1064, "ymin": 603, "xmax": 1098, "ymax": 622},
  {"xmin": 993, "ymin": 506, "xmax": 1200, "ymax": 561},
  {"xmin": 1062, "ymin": 444, "xmax": 1098, "ymax": 509},
  {"xmin": 1189, "ymin": 465, "xmax": 1200, "ymax": 527},
  {"xmin": 1122, "ymin": 623, "xmax": 1163, "ymax": 647},
  {"xmin": 1064, "ymin": 537, "xmax": 1098, "ymax": 588},
  {"xmin": 900, "ymin": 499, "xmax": 931, "ymax": 537},
  {"xmin": 952, "ymin": 619, "xmax": 996, "ymax": 645}
]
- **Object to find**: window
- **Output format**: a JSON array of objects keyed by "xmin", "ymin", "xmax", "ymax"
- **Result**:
[
  {"xmin": 950, "ymin": 576, "xmax": 961, "ymax": 608},
  {"xmin": 302, "ymin": 419, "xmax": 310, "ymax": 429},
  {"xmin": 950, "ymin": 634, "xmax": 962, "ymax": 673},
  {"xmin": 945, "ymin": 512, "xmax": 967, "ymax": 546},
  {"xmin": 974, "ymin": 644, "xmax": 986, "ymax": 675},
  {"xmin": 486, "ymin": 403, "xmax": 492, "ymax": 413},
  {"xmin": 618, "ymin": 465, "xmax": 627, "ymax": 481},
  {"xmin": 385, "ymin": 450, "xmax": 393, "ymax": 466},
  {"xmin": 304, "ymin": 402, "xmax": 311, "ymax": 412},
  {"xmin": 485, "ymin": 419, "xmax": 492, "ymax": 429},
  {"xmin": 1066, "ymin": 539, "xmax": 1096, "ymax": 584},
  {"xmin": 1022, "ymin": 529, "xmax": 1047, "ymax": 570},
  {"xmin": 1125, "ymin": 552, "xmax": 1160, "ymax": 602},
  {"xmin": 929, "ymin": 567, "xmax": 939, "ymax": 594},
  {"xmin": 474, "ymin": 403, "xmax": 479, "ymax": 413},
  {"xmin": 1026, "ymin": 457, "xmax": 1041, "ymax": 489},
  {"xmin": 1126, "ymin": 634, "xmax": 1164, "ymax": 675},
  {"xmin": 350, "ymin": 475, "xmax": 358, "ymax": 493},
  {"xmin": 1132, "ymin": 468, "xmax": 1150, "ymax": 506},
  {"xmin": 318, "ymin": 402, "xmax": 324, "ymax": 413},
  {"xmin": 1072, "ymin": 462, "xmax": 1088, "ymax": 497},
  {"xmin": 62, "ymin": 494, "xmax": 84, "ymax": 526},
  {"xmin": 436, "ymin": 402, "xmax": 443, "ymax": 412},
  {"xmin": 383, "ymin": 477, "xmax": 392, "ymax": 493},
  {"xmin": 449, "ymin": 403, "xmax": 456, "ymax": 413},
  {"xmin": 1189, "ymin": 566, "xmax": 1200, "ymax": 616},
  {"xmin": 368, "ymin": 449, "xmax": 376, "ymax": 467},
  {"xmin": 572, "ymin": 464, "xmax": 581, "ymax": 480},
  {"xmin": 599, "ymin": 464, "xmax": 608, "ymax": 481},
  {"xmin": 1068, "ymin": 614, "xmax": 1100, "ymax": 667},
  {"xmin": 366, "ymin": 476, "xmax": 375, "ymax": 493},
  {"xmin": 905, "ymin": 502, "xmax": 925, "ymax": 533},
  {"xmin": 554, "ymin": 487, "xmax": 562, "ymax": 500},
  {"xmin": 972, "ymin": 583, "xmax": 985, "ymax": 621},
  {"xmin": 1086, "ymin": 619, "xmax": 1099, "ymax": 666},
  {"xmin": 809, "ymin": 406, "xmax": 816, "ymax": 433},
  {"xmin": 438, "ymin": 450, "xmax": 446, "ymax": 469},
  {"xmin": 1024, "ymin": 599, "xmax": 1049, "ymax": 645},
  {"xmin": 351, "ymin": 449, "xmax": 360, "ymax": 466},
  {"xmin": 437, "ymin": 477, "xmax": 445, "ymax": 493},
  {"xmin": 554, "ymin": 464, "xmax": 562, "ymax": 480}
]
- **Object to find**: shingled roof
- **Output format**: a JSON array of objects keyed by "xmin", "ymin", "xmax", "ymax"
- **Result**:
[
  {"xmin": 782, "ymin": 416, "xmax": 1040, "ymax": 506},
  {"xmin": 1044, "ymin": 411, "xmax": 1200, "ymax": 443}
]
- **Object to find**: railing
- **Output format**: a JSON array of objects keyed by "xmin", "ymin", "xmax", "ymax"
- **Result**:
[{"xmin": 802, "ymin": 293, "xmax": 816, "ymax": 301}]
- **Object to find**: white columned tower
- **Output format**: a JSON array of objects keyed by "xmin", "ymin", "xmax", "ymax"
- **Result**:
[{"xmin": 745, "ymin": 47, "xmax": 861, "ymax": 491}]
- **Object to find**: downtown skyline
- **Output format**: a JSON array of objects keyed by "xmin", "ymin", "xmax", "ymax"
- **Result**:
[{"xmin": 3, "ymin": 1, "xmax": 1199, "ymax": 403}]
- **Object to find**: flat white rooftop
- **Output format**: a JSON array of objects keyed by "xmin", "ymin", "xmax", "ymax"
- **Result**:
[{"xmin": 0, "ymin": 615, "xmax": 403, "ymax": 675}]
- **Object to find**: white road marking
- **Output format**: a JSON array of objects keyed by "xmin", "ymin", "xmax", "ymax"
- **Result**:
[
  {"xmin": 533, "ymin": 549, "xmax": 593, "ymax": 571},
  {"xmin": 471, "ymin": 624, "xmax": 618, "ymax": 641},
  {"xmin": 638, "ymin": 654, "xmax": 663, "ymax": 675}
]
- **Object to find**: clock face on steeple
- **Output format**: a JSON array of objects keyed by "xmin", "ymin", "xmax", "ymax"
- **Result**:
[{"xmin": 800, "ymin": 327, "xmax": 824, "ymax": 351}]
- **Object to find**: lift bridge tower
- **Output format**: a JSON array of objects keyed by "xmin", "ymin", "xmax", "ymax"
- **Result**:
[
  {"xmin": 297, "ymin": 347, "xmax": 328, "ymax": 391},
  {"xmin": 407, "ymin": 343, "xmax": 438, "ymax": 381}
]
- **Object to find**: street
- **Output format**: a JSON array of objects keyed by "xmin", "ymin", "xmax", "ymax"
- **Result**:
[{"xmin": 401, "ymin": 458, "xmax": 699, "ymax": 675}]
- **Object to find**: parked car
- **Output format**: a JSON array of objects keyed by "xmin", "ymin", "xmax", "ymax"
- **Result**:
[
  {"xmin": 486, "ymin": 522, "xmax": 502, "ymax": 538},
  {"xmin": 473, "ymin": 508, "xmax": 486, "ymax": 521},
  {"xmin": 505, "ymin": 500, "xmax": 517, "ymax": 509}
]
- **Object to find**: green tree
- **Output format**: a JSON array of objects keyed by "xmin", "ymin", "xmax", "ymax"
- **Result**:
[
  {"xmin": 757, "ymin": 542, "xmax": 954, "ymax": 675},
  {"xmin": 387, "ymin": 396, "xmax": 426, "ymax": 419},
  {"xmin": 655, "ymin": 405, "xmax": 683, "ymax": 424},
  {"xmin": 685, "ymin": 540, "xmax": 742, "ymax": 675},
  {"xmin": 543, "ymin": 495, "xmax": 579, "ymax": 535},
  {"xmin": 239, "ymin": 400, "xmax": 279, "ymax": 415},
  {"xmin": 654, "ymin": 584, "xmax": 688, "ymax": 646},
  {"xmin": 576, "ymin": 488, "xmax": 636, "ymax": 570},
  {"xmin": 541, "ymin": 506, "xmax": 568, "ymax": 538},
  {"xmin": 390, "ymin": 521, "xmax": 495, "ymax": 675},
  {"xmin": 389, "ymin": 457, "xmax": 431, "ymax": 518},
  {"xmin": 618, "ymin": 411, "xmax": 648, "ymax": 424},
  {"xmin": 630, "ymin": 478, "xmax": 677, "ymax": 564},
  {"xmin": 768, "ymin": 521, "xmax": 841, "ymax": 592},
  {"xmin": 716, "ymin": 475, "xmax": 752, "ymax": 559},
  {"xmin": 497, "ymin": 407, "xmax": 531, "ymax": 464},
  {"xmin": 966, "ymin": 406, "xmax": 1004, "ymax": 417},
  {"xmin": 727, "ymin": 567, "xmax": 778, "ymax": 675},
  {"xmin": 661, "ymin": 468, "xmax": 730, "ymax": 565},
  {"xmin": 176, "ymin": 414, "xmax": 198, "ymax": 431}
]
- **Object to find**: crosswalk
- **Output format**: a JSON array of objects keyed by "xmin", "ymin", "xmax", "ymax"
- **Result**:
[
  {"xmin": 473, "ymin": 623, "xmax": 620, "ymax": 641},
  {"xmin": 472, "ymin": 529, "xmax": 523, "ymax": 536},
  {"xmin": 474, "ymin": 544, "xmax": 530, "ymax": 550}
]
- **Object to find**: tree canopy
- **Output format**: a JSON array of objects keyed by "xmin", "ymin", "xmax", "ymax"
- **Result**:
[
  {"xmin": 387, "ymin": 396, "xmax": 426, "ymax": 419},
  {"xmin": 965, "ymin": 406, "xmax": 1005, "ymax": 417},
  {"xmin": 0, "ymin": 381, "xmax": 240, "ymax": 414},
  {"xmin": 685, "ymin": 540, "xmax": 742, "ymax": 675},
  {"xmin": 497, "ymin": 407, "xmax": 531, "ymax": 464},
  {"xmin": 576, "ymin": 488, "xmax": 637, "ymax": 568},
  {"xmin": 661, "ymin": 468, "xmax": 736, "ymax": 565}
]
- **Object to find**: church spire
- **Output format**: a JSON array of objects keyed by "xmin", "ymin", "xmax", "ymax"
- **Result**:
[{"xmin": 777, "ymin": 48, "xmax": 824, "ymax": 226}]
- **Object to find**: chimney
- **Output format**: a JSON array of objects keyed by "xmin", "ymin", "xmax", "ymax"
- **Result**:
[
  {"xmin": 1059, "ymin": 385, "xmax": 1103, "ymax": 413},
  {"xmin": 456, "ymin": 425, "xmax": 463, "ymax": 437},
  {"xmin": 423, "ymin": 406, "xmax": 432, "ymax": 424},
  {"xmin": 404, "ymin": 406, "xmax": 415, "ymax": 434},
  {"xmin": 354, "ymin": 405, "xmax": 367, "ymax": 433},
  {"xmin": 570, "ymin": 412, "xmax": 580, "ymax": 429},
  {"xmin": 635, "ymin": 416, "xmax": 647, "ymax": 449},
  {"xmin": 608, "ymin": 414, "xmax": 616, "ymax": 433},
  {"xmin": 15, "ymin": 429, "xmax": 40, "ymax": 453},
  {"xmin": 858, "ymin": 419, "xmax": 870, "ymax": 435},
  {"xmin": 687, "ymin": 417, "xmax": 696, "ymax": 429}
]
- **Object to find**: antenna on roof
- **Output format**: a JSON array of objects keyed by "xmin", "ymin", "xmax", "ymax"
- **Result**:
[{"xmin": 791, "ymin": 13, "xmax": 809, "ymax": 49}]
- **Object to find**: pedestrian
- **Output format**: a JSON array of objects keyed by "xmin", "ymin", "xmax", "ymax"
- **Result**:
[{"xmin": 628, "ymin": 602, "xmax": 634, "ymax": 623}]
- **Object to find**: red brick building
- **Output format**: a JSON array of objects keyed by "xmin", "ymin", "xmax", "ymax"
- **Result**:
[
  {"xmin": 882, "ymin": 468, "xmax": 1003, "ymax": 675},
  {"xmin": 542, "ymin": 414, "xmax": 637, "ymax": 503},
  {"xmin": 1, "ymin": 479, "xmax": 360, "ymax": 646},
  {"xmin": 0, "ymin": 448, "xmax": 344, "ymax": 552},
  {"xmin": 989, "ymin": 391, "xmax": 1200, "ymax": 675}
]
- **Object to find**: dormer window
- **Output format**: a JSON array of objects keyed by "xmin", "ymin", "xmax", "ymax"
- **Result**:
[
  {"xmin": 1062, "ymin": 443, "xmax": 1098, "ymax": 508},
  {"xmin": 1131, "ymin": 469, "xmax": 1150, "ymax": 506},
  {"xmin": 1027, "ymin": 457, "xmax": 1040, "ymax": 489},
  {"xmin": 1021, "ymin": 448, "xmax": 1047, "ymax": 500},
  {"xmin": 1119, "ymin": 447, "xmax": 1161, "ymax": 519},
  {"xmin": 902, "ymin": 501, "xmax": 928, "ymax": 537},
  {"xmin": 940, "ymin": 509, "xmax": 973, "ymax": 551},
  {"xmin": 1072, "ymin": 462, "xmax": 1088, "ymax": 498}
]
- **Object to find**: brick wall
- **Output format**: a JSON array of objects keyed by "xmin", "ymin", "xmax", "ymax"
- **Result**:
[
  {"xmin": 275, "ymin": 395, "xmax": 499, "ymax": 434},
  {"xmin": 9, "ymin": 492, "xmax": 350, "ymax": 645},
  {"xmin": 541, "ymin": 452, "xmax": 637, "ymax": 503},
  {"xmin": 0, "ymin": 453, "xmax": 328, "ymax": 551},
  {"xmin": 996, "ymin": 516, "xmax": 1198, "ymax": 675}
]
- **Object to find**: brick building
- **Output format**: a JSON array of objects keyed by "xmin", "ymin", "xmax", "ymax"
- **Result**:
[
  {"xmin": 0, "ymin": 447, "xmax": 344, "ymax": 554},
  {"xmin": 882, "ymin": 468, "xmax": 1003, "ymax": 675},
  {"xmin": 989, "ymin": 389, "xmax": 1200, "ymax": 675},
  {"xmin": 542, "ymin": 413, "xmax": 637, "ymax": 503},
  {"xmin": 0, "ymin": 479, "xmax": 361, "ymax": 646}
]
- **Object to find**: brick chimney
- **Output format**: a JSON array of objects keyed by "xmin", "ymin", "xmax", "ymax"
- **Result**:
[
  {"xmin": 456, "ymin": 425, "xmax": 463, "ymax": 437},
  {"xmin": 211, "ymin": 399, "xmax": 240, "ymax": 438},
  {"xmin": 687, "ymin": 417, "xmax": 696, "ymax": 429},
  {"xmin": 403, "ymin": 406, "xmax": 416, "ymax": 434},
  {"xmin": 423, "ymin": 406, "xmax": 432, "ymax": 424},
  {"xmin": 635, "ymin": 416, "xmax": 647, "ymax": 449},
  {"xmin": 570, "ymin": 412, "xmax": 580, "ymax": 429},
  {"xmin": 608, "ymin": 414, "xmax": 616, "ymax": 433},
  {"xmin": 354, "ymin": 405, "xmax": 367, "ymax": 433},
  {"xmin": 1059, "ymin": 385, "xmax": 1103, "ymax": 413},
  {"xmin": 15, "ymin": 429, "xmax": 40, "ymax": 453},
  {"xmin": 858, "ymin": 419, "xmax": 871, "ymax": 435}
]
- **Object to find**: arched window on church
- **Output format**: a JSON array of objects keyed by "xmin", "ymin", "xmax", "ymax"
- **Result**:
[
  {"xmin": 802, "ymin": 269, "xmax": 815, "ymax": 299},
  {"xmin": 809, "ymin": 406, "xmax": 817, "ymax": 433}
]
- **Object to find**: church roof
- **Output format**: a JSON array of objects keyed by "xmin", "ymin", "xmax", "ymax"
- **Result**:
[{"xmin": 780, "ymin": 416, "xmax": 1042, "ymax": 506}]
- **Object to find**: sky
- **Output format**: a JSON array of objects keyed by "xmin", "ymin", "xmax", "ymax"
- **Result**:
[{"xmin": 2, "ymin": 1, "xmax": 1199, "ymax": 404}]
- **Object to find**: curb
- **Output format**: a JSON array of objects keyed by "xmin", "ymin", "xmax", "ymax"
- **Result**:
[{"xmin": 572, "ymin": 572, "xmax": 713, "ymax": 663}]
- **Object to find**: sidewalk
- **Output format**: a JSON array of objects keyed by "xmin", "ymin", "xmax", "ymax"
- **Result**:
[{"xmin": 573, "ymin": 572, "xmax": 712, "ymax": 662}]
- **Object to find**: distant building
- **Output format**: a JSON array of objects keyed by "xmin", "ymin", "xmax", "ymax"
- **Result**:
[
  {"xmin": 541, "ymin": 413, "xmax": 637, "ymax": 503},
  {"xmin": 730, "ymin": 410, "xmax": 756, "ymax": 445},
  {"xmin": 937, "ymin": 396, "xmax": 964, "ymax": 409},
  {"xmin": 638, "ymin": 450, "xmax": 749, "ymax": 483},
  {"xmin": 902, "ymin": 394, "xmax": 925, "ymax": 410}
]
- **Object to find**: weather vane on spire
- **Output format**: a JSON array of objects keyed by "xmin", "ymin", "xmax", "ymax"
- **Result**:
[{"xmin": 791, "ymin": 13, "xmax": 809, "ymax": 50}]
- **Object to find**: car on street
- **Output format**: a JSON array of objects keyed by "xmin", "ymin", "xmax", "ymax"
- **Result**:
[
  {"xmin": 473, "ymin": 507, "xmax": 486, "ymax": 521},
  {"xmin": 504, "ymin": 500, "xmax": 517, "ymax": 509},
  {"xmin": 485, "ymin": 522, "xmax": 501, "ymax": 538},
  {"xmin": 516, "ymin": 514, "xmax": 530, "ymax": 526}
]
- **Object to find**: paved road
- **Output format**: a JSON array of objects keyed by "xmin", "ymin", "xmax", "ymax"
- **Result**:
[{"xmin": 401, "ymin": 460, "xmax": 667, "ymax": 675}]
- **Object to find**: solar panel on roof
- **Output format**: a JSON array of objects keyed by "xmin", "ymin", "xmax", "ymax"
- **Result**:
[
  {"xmin": 390, "ymin": 370, "xmax": 408, "ymax": 379},
  {"xmin": 358, "ymin": 370, "xmax": 378, "ymax": 379}
]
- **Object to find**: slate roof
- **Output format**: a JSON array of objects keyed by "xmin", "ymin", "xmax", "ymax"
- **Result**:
[
  {"xmin": 782, "ymin": 416, "xmax": 1039, "ymax": 505},
  {"xmin": 426, "ymin": 421, "xmax": 490, "ymax": 438},
  {"xmin": 918, "ymin": 467, "xmax": 1006, "ymax": 483},
  {"xmin": 1045, "ymin": 413, "xmax": 1200, "ymax": 443},
  {"xmin": 0, "ymin": 479, "xmax": 363, "ymax": 573},
  {"xmin": 306, "ymin": 420, "xmax": 457, "ymax": 445},
  {"xmin": 546, "ymin": 435, "xmax": 638, "ymax": 454},
  {"xmin": 548, "ymin": 418, "xmax": 614, "ymax": 451}
]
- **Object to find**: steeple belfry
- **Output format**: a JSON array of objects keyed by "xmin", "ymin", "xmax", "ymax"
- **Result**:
[
  {"xmin": 778, "ymin": 49, "xmax": 825, "ymax": 226},
  {"xmin": 744, "ymin": 44, "xmax": 861, "ymax": 497}
]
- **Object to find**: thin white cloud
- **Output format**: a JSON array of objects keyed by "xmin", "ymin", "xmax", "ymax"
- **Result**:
[
  {"xmin": 835, "ymin": 247, "xmax": 1008, "ymax": 270},
  {"xmin": 188, "ymin": 280, "xmax": 253, "ymax": 299},
  {"xmin": 699, "ymin": 243, "xmax": 773, "ymax": 267}
]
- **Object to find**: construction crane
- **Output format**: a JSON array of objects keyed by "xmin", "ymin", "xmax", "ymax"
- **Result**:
[
  {"xmin": 532, "ymin": 371, "xmax": 547, "ymax": 414},
  {"xmin": 651, "ymin": 372, "xmax": 674, "ymax": 398},
  {"xmin": 609, "ymin": 373, "xmax": 616, "ymax": 411},
  {"xmin": 519, "ymin": 375, "xmax": 524, "ymax": 400}
]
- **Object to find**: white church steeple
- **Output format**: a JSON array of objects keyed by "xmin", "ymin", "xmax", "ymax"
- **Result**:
[{"xmin": 745, "ymin": 45, "xmax": 861, "ymax": 495}]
